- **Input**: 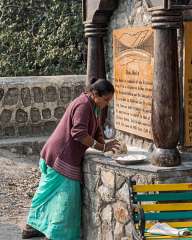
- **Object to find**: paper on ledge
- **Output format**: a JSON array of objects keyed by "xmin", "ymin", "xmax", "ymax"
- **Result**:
[{"xmin": 147, "ymin": 223, "xmax": 191, "ymax": 236}]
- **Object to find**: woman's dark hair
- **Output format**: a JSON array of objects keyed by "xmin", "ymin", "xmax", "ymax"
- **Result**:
[{"xmin": 87, "ymin": 78, "xmax": 115, "ymax": 97}]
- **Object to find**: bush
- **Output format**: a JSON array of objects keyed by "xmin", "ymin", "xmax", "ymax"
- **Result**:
[{"xmin": 0, "ymin": 0, "xmax": 86, "ymax": 76}]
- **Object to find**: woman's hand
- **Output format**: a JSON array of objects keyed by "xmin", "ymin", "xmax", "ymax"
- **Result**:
[{"xmin": 104, "ymin": 139, "xmax": 120, "ymax": 153}]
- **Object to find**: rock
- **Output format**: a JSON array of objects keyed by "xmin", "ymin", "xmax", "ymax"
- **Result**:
[
  {"xmin": 125, "ymin": 222, "xmax": 133, "ymax": 238},
  {"xmin": 114, "ymin": 222, "xmax": 124, "ymax": 240},
  {"xmin": 10, "ymin": 148, "xmax": 17, "ymax": 153},
  {"xmin": 116, "ymin": 175, "xmax": 126, "ymax": 190},
  {"xmin": 113, "ymin": 201, "xmax": 130, "ymax": 224},
  {"xmin": 97, "ymin": 185, "xmax": 114, "ymax": 202},
  {"xmin": 102, "ymin": 221, "xmax": 113, "ymax": 240},
  {"xmin": 101, "ymin": 170, "xmax": 115, "ymax": 189},
  {"xmin": 116, "ymin": 183, "xmax": 130, "ymax": 203},
  {"xmin": 101, "ymin": 205, "xmax": 113, "ymax": 223}
]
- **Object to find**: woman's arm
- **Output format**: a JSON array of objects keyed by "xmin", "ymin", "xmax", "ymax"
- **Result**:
[
  {"xmin": 80, "ymin": 135, "xmax": 120, "ymax": 153},
  {"xmin": 80, "ymin": 135, "xmax": 105, "ymax": 151},
  {"xmin": 94, "ymin": 126, "xmax": 105, "ymax": 144}
]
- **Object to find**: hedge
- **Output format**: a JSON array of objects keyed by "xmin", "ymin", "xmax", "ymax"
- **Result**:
[{"xmin": 0, "ymin": 0, "xmax": 86, "ymax": 77}]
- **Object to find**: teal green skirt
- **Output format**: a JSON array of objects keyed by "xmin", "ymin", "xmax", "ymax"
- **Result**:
[{"xmin": 27, "ymin": 159, "xmax": 81, "ymax": 240}]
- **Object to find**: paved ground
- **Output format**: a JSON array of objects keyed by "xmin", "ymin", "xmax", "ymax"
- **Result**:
[
  {"xmin": 0, "ymin": 220, "xmax": 44, "ymax": 240},
  {"xmin": 0, "ymin": 148, "xmax": 45, "ymax": 240}
]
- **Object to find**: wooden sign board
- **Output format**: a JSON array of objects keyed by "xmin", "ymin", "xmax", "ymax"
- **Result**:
[
  {"xmin": 184, "ymin": 22, "xmax": 192, "ymax": 146},
  {"xmin": 113, "ymin": 27, "xmax": 154, "ymax": 139}
]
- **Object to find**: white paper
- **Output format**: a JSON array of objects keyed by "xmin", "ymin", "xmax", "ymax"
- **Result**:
[{"xmin": 147, "ymin": 223, "xmax": 191, "ymax": 236}]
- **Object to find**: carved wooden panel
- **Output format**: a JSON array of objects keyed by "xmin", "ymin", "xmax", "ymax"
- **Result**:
[
  {"xmin": 113, "ymin": 26, "xmax": 154, "ymax": 139},
  {"xmin": 184, "ymin": 22, "xmax": 192, "ymax": 146}
]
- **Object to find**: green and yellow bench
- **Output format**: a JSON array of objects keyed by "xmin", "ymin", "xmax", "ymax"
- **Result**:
[{"xmin": 128, "ymin": 178, "xmax": 192, "ymax": 240}]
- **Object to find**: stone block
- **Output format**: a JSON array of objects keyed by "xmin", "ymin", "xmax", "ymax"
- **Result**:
[
  {"xmin": 60, "ymin": 86, "xmax": 71, "ymax": 102},
  {"xmin": 101, "ymin": 205, "xmax": 113, "ymax": 223},
  {"xmin": 113, "ymin": 201, "xmax": 129, "ymax": 224},
  {"xmin": 18, "ymin": 125, "xmax": 31, "ymax": 136},
  {"xmin": 31, "ymin": 124, "xmax": 43, "ymax": 136},
  {"xmin": 83, "ymin": 157, "xmax": 101, "ymax": 174},
  {"xmin": 3, "ymin": 88, "xmax": 19, "ymax": 106},
  {"xmin": 4, "ymin": 126, "xmax": 15, "ymax": 136},
  {"xmin": 0, "ymin": 109, "xmax": 12, "ymax": 123},
  {"xmin": 142, "ymin": 140, "xmax": 153, "ymax": 151},
  {"xmin": 132, "ymin": 138, "xmax": 143, "ymax": 148},
  {"xmin": 0, "ymin": 88, "xmax": 4, "ymax": 101},
  {"xmin": 21, "ymin": 88, "xmax": 31, "ymax": 107},
  {"xmin": 83, "ymin": 173, "xmax": 100, "ymax": 193},
  {"xmin": 82, "ymin": 214, "xmax": 101, "ymax": 240},
  {"xmin": 116, "ymin": 174, "xmax": 126, "ymax": 190},
  {"xmin": 16, "ymin": 109, "xmax": 28, "ymax": 123},
  {"xmin": 83, "ymin": 192, "xmax": 101, "ymax": 227},
  {"xmin": 101, "ymin": 222, "xmax": 113, "ymax": 240},
  {"xmin": 101, "ymin": 170, "xmax": 115, "ymax": 189},
  {"xmin": 54, "ymin": 107, "xmax": 65, "ymax": 119},
  {"xmin": 32, "ymin": 87, "xmax": 43, "ymax": 103},
  {"xmin": 23, "ymin": 146, "xmax": 33, "ymax": 155},
  {"xmin": 45, "ymin": 86, "xmax": 57, "ymax": 102},
  {"xmin": 116, "ymin": 183, "xmax": 130, "ymax": 203},
  {"xmin": 42, "ymin": 108, "xmax": 51, "ymax": 119},
  {"xmin": 43, "ymin": 121, "xmax": 57, "ymax": 134},
  {"xmin": 90, "ymin": 195, "xmax": 102, "ymax": 216},
  {"xmin": 30, "ymin": 108, "xmax": 41, "ymax": 122},
  {"xmin": 114, "ymin": 222, "xmax": 124, "ymax": 240},
  {"xmin": 97, "ymin": 185, "xmax": 115, "ymax": 203},
  {"xmin": 124, "ymin": 222, "xmax": 133, "ymax": 238}
]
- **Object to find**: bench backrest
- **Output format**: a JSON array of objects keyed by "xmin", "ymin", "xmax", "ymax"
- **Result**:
[{"xmin": 129, "ymin": 180, "xmax": 192, "ymax": 229}]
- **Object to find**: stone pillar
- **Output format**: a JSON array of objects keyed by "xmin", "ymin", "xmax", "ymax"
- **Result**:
[
  {"xmin": 151, "ymin": 10, "xmax": 182, "ymax": 166},
  {"xmin": 83, "ymin": 0, "xmax": 117, "ymax": 128},
  {"xmin": 84, "ymin": 23, "xmax": 107, "ymax": 86},
  {"xmin": 85, "ymin": 23, "xmax": 108, "ymax": 126}
]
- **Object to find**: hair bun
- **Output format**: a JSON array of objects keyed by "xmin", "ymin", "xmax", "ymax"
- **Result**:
[{"xmin": 90, "ymin": 77, "xmax": 97, "ymax": 84}]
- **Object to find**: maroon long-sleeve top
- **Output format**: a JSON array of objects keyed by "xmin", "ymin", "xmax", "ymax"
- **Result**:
[{"xmin": 40, "ymin": 93, "xmax": 103, "ymax": 181}]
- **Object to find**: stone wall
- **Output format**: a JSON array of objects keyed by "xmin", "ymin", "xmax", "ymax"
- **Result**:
[
  {"xmin": 106, "ymin": 0, "xmax": 151, "ymax": 92},
  {"xmin": 82, "ymin": 151, "xmax": 192, "ymax": 240},
  {"xmin": 106, "ymin": 0, "xmax": 151, "ymax": 79},
  {"xmin": 105, "ymin": 0, "xmax": 153, "ymax": 150},
  {"xmin": 0, "ymin": 75, "xmax": 85, "ymax": 138},
  {"xmin": 105, "ymin": 0, "xmax": 185, "ymax": 149}
]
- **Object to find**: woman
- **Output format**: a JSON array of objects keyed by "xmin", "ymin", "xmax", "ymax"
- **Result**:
[{"xmin": 22, "ymin": 78, "xmax": 119, "ymax": 240}]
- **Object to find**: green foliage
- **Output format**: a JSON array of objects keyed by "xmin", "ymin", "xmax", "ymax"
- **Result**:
[{"xmin": 0, "ymin": 0, "xmax": 86, "ymax": 76}]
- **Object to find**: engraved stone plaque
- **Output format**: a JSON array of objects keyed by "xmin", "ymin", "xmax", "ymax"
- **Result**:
[
  {"xmin": 184, "ymin": 22, "xmax": 192, "ymax": 146},
  {"xmin": 113, "ymin": 27, "xmax": 154, "ymax": 139}
]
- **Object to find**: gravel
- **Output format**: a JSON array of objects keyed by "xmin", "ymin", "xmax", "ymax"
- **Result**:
[{"xmin": 0, "ymin": 148, "xmax": 42, "ymax": 239}]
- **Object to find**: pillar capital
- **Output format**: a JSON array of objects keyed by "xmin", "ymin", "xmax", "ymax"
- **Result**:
[
  {"xmin": 151, "ymin": 9, "xmax": 183, "ymax": 29},
  {"xmin": 84, "ymin": 22, "xmax": 107, "ymax": 38}
]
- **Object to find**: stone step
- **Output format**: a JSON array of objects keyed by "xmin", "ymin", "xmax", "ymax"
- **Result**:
[{"xmin": 0, "ymin": 136, "xmax": 48, "ymax": 155}]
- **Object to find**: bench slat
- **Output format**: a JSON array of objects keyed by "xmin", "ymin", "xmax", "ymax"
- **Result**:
[
  {"xmin": 145, "ymin": 234, "xmax": 192, "ymax": 239},
  {"xmin": 135, "ymin": 192, "xmax": 192, "ymax": 202},
  {"xmin": 142, "ymin": 203, "xmax": 192, "ymax": 212},
  {"xmin": 135, "ymin": 211, "xmax": 192, "ymax": 221},
  {"xmin": 133, "ymin": 183, "xmax": 192, "ymax": 192}
]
